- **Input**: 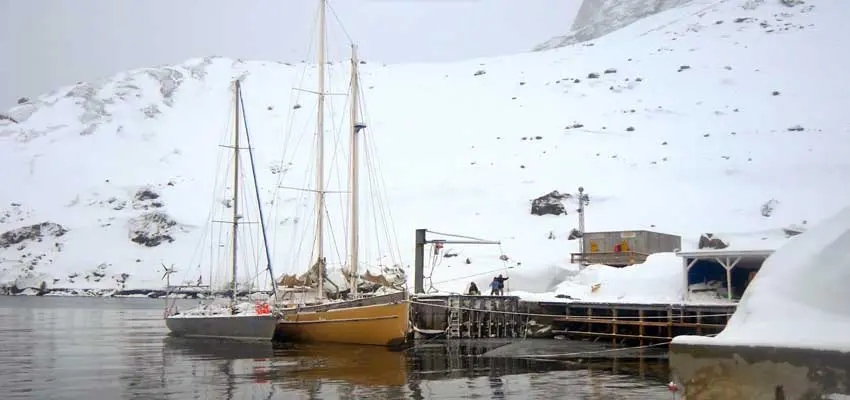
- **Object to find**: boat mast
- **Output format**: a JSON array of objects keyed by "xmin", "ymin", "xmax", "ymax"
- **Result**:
[
  {"xmin": 348, "ymin": 44, "xmax": 363, "ymax": 297},
  {"xmin": 237, "ymin": 79, "xmax": 279, "ymax": 302},
  {"xmin": 231, "ymin": 80, "xmax": 241, "ymax": 307},
  {"xmin": 313, "ymin": 0, "xmax": 327, "ymax": 299}
]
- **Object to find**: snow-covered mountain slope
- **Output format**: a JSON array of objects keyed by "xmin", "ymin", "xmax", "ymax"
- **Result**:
[
  {"xmin": 2, "ymin": 0, "xmax": 849, "ymax": 295},
  {"xmin": 534, "ymin": 0, "xmax": 694, "ymax": 50}
]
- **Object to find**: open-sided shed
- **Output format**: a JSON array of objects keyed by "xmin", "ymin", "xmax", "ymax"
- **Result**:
[{"xmin": 676, "ymin": 249, "xmax": 774, "ymax": 302}]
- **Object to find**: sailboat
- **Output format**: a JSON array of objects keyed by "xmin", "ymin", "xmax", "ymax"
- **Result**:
[
  {"xmin": 164, "ymin": 79, "xmax": 279, "ymax": 341},
  {"xmin": 273, "ymin": 0, "xmax": 410, "ymax": 347}
]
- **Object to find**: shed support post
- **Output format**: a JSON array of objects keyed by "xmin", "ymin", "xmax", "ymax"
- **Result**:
[
  {"xmin": 683, "ymin": 258, "xmax": 698, "ymax": 302},
  {"xmin": 715, "ymin": 256, "xmax": 741, "ymax": 302}
]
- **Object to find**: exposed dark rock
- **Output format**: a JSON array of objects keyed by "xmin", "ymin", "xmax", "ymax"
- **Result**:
[
  {"xmin": 17, "ymin": 97, "xmax": 30, "ymax": 104},
  {"xmin": 129, "ymin": 212, "xmax": 178, "ymax": 247},
  {"xmin": 587, "ymin": 72, "xmax": 600, "ymax": 79},
  {"xmin": 131, "ymin": 232, "xmax": 173, "ymax": 247},
  {"xmin": 698, "ymin": 233, "xmax": 729, "ymax": 250},
  {"xmin": 473, "ymin": 70, "xmax": 487, "ymax": 76},
  {"xmin": 531, "ymin": 191, "xmax": 571, "ymax": 216},
  {"xmin": 142, "ymin": 105, "xmax": 160, "ymax": 119},
  {"xmin": 604, "ymin": 68, "xmax": 617, "ymax": 74},
  {"xmin": 0, "ymin": 114, "xmax": 18, "ymax": 123},
  {"xmin": 678, "ymin": 65, "xmax": 691, "ymax": 72},
  {"xmin": 761, "ymin": 199, "xmax": 778, "ymax": 217},
  {"xmin": 787, "ymin": 125, "xmax": 804, "ymax": 132},
  {"xmin": 0, "ymin": 222, "xmax": 68, "ymax": 249},
  {"xmin": 135, "ymin": 188, "xmax": 159, "ymax": 201}
]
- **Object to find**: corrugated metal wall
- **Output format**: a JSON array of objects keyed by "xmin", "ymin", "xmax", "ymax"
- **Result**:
[{"xmin": 582, "ymin": 230, "xmax": 681, "ymax": 254}]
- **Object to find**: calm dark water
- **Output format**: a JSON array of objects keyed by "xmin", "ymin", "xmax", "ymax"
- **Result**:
[{"xmin": 0, "ymin": 296, "xmax": 673, "ymax": 399}]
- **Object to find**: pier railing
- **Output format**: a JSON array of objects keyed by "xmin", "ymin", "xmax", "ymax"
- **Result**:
[{"xmin": 570, "ymin": 251, "xmax": 648, "ymax": 266}]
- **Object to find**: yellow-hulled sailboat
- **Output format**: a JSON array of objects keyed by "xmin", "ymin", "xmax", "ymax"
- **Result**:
[{"xmin": 273, "ymin": 0, "xmax": 409, "ymax": 347}]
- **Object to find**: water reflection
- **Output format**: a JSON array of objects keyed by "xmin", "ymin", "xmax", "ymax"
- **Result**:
[
  {"xmin": 158, "ymin": 337, "xmax": 672, "ymax": 399},
  {"xmin": 0, "ymin": 297, "xmax": 671, "ymax": 400}
]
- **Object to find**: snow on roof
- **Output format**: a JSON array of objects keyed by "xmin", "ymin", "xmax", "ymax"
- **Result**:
[
  {"xmin": 673, "ymin": 206, "xmax": 850, "ymax": 352},
  {"xmin": 676, "ymin": 249, "xmax": 774, "ymax": 259}
]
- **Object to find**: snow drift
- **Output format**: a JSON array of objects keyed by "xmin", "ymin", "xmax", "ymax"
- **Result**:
[{"xmin": 673, "ymin": 206, "xmax": 850, "ymax": 352}]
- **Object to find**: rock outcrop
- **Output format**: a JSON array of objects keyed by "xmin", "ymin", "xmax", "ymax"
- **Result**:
[
  {"xmin": 531, "ymin": 191, "xmax": 571, "ymax": 216},
  {"xmin": 0, "ymin": 222, "xmax": 68, "ymax": 249},
  {"xmin": 698, "ymin": 233, "xmax": 729, "ymax": 250},
  {"xmin": 128, "ymin": 212, "xmax": 179, "ymax": 247},
  {"xmin": 534, "ymin": 0, "xmax": 694, "ymax": 50}
]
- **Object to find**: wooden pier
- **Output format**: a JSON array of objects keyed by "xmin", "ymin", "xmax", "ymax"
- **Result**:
[
  {"xmin": 546, "ymin": 301, "xmax": 736, "ymax": 346},
  {"xmin": 410, "ymin": 295, "xmax": 524, "ymax": 339}
]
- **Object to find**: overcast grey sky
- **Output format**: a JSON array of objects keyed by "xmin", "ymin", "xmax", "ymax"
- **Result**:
[{"xmin": 1, "ymin": 0, "xmax": 579, "ymax": 108}]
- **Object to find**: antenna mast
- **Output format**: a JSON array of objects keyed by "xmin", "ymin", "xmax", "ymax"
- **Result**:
[{"xmin": 577, "ymin": 186, "xmax": 589, "ymax": 266}]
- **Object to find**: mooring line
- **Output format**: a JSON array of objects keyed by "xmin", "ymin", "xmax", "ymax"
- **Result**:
[
  {"xmin": 405, "ymin": 299, "xmax": 734, "ymax": 320},
  {"xmin": 520, "ymin": 333, "xmax": 720, "ymax": 359},
  {"xmin": 524, "ymin": 340, "xmax": 671, "ymax": 359}
]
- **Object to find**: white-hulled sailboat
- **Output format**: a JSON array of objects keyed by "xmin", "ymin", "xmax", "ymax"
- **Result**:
[{"xmin": 164, "ymin": 80, "xmax": 278, "ymax": 341}]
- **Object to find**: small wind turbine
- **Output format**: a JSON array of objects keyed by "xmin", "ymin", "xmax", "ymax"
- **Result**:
[
  {"xmin": 161, "ymin": 263, "xmax": 177, "ymax": 288},
  {"xmin": 161, "ymin": 262, "xmax": 178, "ymax": 317}
]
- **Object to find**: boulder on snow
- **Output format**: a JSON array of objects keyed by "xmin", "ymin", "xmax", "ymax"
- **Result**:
[
  {"xmin": 783, "ymin": 221, "xmax": 808, "ymax": 237},
  {"xmin": 698, "ymin": 233, "xmax": 729, "ymax": 250},
  {"xmin": 133, "ymin": 187, "xmax": 164, "ymax": 210},
  {"xmin": 531, "ymin": 191, "xmax": 571, "ymax": 216},
  {"xmin": 0, "ymin": 222, "xmax": 68, "ymax": 249},
  {"xmin": 760, "ymin": 199, "xmax": 778, "ymax": 217}
]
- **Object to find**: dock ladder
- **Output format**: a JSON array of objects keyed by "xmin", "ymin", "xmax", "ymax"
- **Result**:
[{"xmin": 447, "ymin": 296, "xmax": 462, "ymax": 338}]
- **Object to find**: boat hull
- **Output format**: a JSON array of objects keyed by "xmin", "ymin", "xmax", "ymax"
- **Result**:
[
  {"xmin": 165, "ymin": 314, "xmax": 277, "ymax": 341},
  {"xmin": 275, "ymin": 298, "xmax": 409, "ymax": 347}
]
